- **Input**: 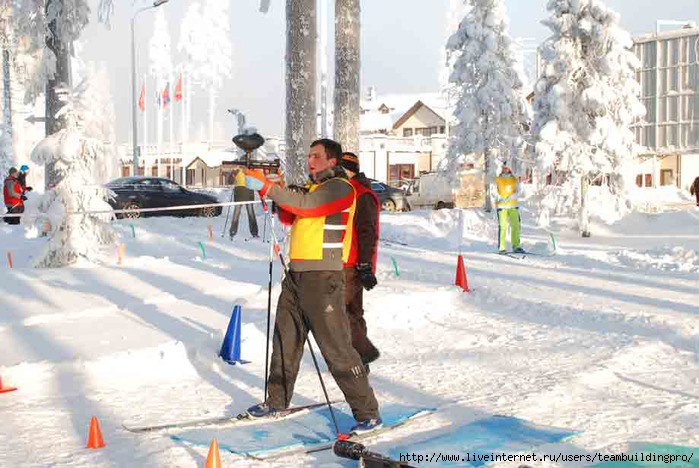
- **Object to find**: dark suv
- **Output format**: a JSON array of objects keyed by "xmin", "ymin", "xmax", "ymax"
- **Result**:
[
  {"xmin": 106, "ymin": 177, "xmax": 222, "ymax": 219},
  {"xmin": 369, "ymin": 180, "xmax": 410, "ymax": 212}
]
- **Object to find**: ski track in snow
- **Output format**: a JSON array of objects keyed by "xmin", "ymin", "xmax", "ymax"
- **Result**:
[{"xmin": 0, "ymin": 208, "xmax": 697, "ymax": 467}]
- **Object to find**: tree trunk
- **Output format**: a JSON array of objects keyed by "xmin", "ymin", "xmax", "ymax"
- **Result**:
[
  {"xmin": 1, "ymin": 48, "xmax": 14, "ymax": 174},
  {"xmin": 484, "ymin": 147, "xmax": 492, "ymax": 212},
  {"xmin": 285, "ymin": 0, "xmax": 317, "ymax": 184},
  {"xmin": 580, "ymin": 173, "xmax": 591, "ymax": 237},
  {"xmin": 45, "ymin": 0, "xmax": 72, "ymax": 189},
  {"xmin": 333, "ymin": 0, "xmax": 360, "ymax": 154}
]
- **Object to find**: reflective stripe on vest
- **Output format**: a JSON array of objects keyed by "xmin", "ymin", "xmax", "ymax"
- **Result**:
[{"xmin": 289, "ymin": 179, "xmax": 356, "ymax": 262}]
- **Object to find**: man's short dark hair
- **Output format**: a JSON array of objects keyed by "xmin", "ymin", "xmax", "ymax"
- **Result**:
[{"xmin": 310, "ymin": 138, "xmax": 343, "ymax": 162}]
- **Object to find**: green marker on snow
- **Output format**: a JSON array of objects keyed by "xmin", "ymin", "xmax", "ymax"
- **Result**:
[
  {"xmin": 130, "ymin": 223, "xmax": 136, "ymax": 238},
  {"xmin": 390, "ymin": 256, "xmax": 400, "ymax": 277},
  {"xmin": 198, "ymin": 241, "xmax": 206, "ymax": 259},
  {"xmin": 549, "ymin": 232, "xmax": 557, "ymax": 254}
]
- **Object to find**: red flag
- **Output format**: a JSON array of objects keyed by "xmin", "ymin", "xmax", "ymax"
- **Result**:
[
  {"xmin": 162, "ymin": 83, "xmax": 170, "ymax": 108},
  {"xmin": 138, "ymin": 83, "xmax": 145, "ymax": 111},
  {"xmin": 174, "ymin": 74, "xmax": 183, "ymax": 102}
]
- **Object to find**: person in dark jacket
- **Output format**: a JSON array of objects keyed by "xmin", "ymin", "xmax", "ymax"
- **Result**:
[
  {"xmin": 690, "ymin": 176, "xmax": 699, "ymax": 206},
  {"xmin": 3, "ymin": 167, "xmax": 24, "ymax": 225},
  {"xmin": 228, "ymin": 167, "xmax": 259, "ymax": 239},
  {"xmin": 243, "ymin": 139, "xmax": 381, "ymax": 434},
  {"xmin": 340, "ymin": 152, "xmax": 381, "ymax": 372},
  {"xmin": 17, "ymin": 165, "xmax": 33, "ymax": 194}
]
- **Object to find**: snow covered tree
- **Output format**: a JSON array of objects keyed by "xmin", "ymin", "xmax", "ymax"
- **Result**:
[
  {"xmin": 178, "ymin": 0, "xmax": 232, "ymax": 144},
  {"xmin": 2, "ymin": 0, "xmax": 113, "ymax": 186},
  {"xmin": 27, "ymin": 66, "xmax": 116, "ymax": 267},
  {"xmin": 333, "ymin": 0, "xmax": 360, "ymax": 154},
  {"xmin": 531, "ymin": 0, "xmax": 645, "ymax": 235},
  {"xmin": 444, "ymin": 0, "xmax": 527, "ymax": 212},
  {"xmin": 286, "ymin": 0, "xmax": 316, "ymax": 184}
]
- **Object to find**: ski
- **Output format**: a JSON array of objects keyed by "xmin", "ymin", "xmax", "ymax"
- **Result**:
[
  {"xmin": 123, "ymin": 401, "xmax": 339, "ymax": 433},
  {"xmin": 244, "ymin": 407, "xmax": 436, "ymax": 461}
]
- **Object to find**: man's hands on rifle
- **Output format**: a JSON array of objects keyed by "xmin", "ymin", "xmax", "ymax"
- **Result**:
[
  {"xmin": 244, "ymin": 169, "xmax": 284, "ymax": 196},
  {"xmin": 356, "ymin": 263, "xmax": 378, "ymax": 291}
]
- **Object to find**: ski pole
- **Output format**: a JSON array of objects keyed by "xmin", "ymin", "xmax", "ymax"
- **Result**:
[
  {"xmin": 262, "ymin": 201, "xmax": 273, "ymax": 403},
  {"xmin": 262, "ymin": 200, "xmax": 344, "ymax": 438}
]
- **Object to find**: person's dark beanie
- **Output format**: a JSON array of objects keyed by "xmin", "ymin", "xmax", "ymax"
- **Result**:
[
  {"xmin": 341, "ymin": 152, "xmax": 360, "ymax": 174},
  {"xmin": 8, "ymin": 167, "xmax": 18, "ymax": 175}
]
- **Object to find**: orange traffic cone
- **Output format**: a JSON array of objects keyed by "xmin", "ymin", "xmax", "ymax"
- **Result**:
[
  {"xmin": 86, "ymin": 416, "xmax": 105, "ymax": 449},
  {"xmin": 455, "ymin": 255, "xmax": 470, "ymax": 292},
  {"xmin": 205, "ymin": 439, "xmax": 222, "ymax": 468},
  {"xmin": 0, "ymin": 376, "xmax": 17, "ymax": 394}
]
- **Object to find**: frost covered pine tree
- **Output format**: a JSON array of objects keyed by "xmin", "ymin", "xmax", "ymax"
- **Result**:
[
  {"xmin": 27, "ymin": 66, "xmax": 116, "ymax": 267},
  {"xmin": 286, "ymin": 0, "xmax": 316, "ymax": 184},
  {"xmin": 445, "ymin": 0, "xmax": 527, "ymax": 212},
  {"xmin": 531, "ymin": 0, "xmax": 645, "ymax": 235},
  {"xmin": 333, "ymin": 0, "xmax": 360, "ymax": 154}
]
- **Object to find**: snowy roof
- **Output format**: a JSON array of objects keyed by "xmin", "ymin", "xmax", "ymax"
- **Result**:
[
  {"xmin": 182, "ymin": 147, "xmax": 242, "ymax": 168},
  {"xmin": 359, "ymin": 92, "xmax": 453, "ymax": 133}
]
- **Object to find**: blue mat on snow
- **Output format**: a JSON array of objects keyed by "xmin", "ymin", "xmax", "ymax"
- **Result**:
[
  {"xmin": 388, "ymin": 414, "xmax": 576, "ymax": 467},
  {"xmin": 171, "ymin": 402, "xmax": 433, "ymax": 458}
]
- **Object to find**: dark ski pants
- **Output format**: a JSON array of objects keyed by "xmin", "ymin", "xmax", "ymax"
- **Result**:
[
  {"xmin": 3, "ymin": 205, "xmax": 23, "ymax": 225},
  {"xmin": 344, "ymin": 267, "xmax": 379, "ymax": 362},
  {"xmin": 229, "ymin": 203, "xmax": 258, "ymax": 237},
  {"xmin": 267, "ymin": 270, "xmax": 380, "ymax": 421}
]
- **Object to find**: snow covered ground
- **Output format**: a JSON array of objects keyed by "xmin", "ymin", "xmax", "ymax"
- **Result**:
[{"xmin": 0, "ymin": 197, "xmax": 697, "ymax": 467}]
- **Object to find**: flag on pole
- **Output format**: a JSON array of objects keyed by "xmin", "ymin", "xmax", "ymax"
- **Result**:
[
  {"xmin": 175, "ymin": 74, "xmax": 183, "ymax": 102},
  {"xmin": 162, "ymin": 82, "xmax": 171, "ymax": 108},
  {"xmin": 155, "ymin": 90, "xmax": 161, "ymax": 108},
  {"xmin": 138, "ymin": 83, "xmax": 145, "ymax": 111}
]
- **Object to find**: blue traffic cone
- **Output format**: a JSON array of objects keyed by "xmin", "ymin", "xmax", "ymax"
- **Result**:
[{"xmin": 219, "ymin": 305, "xmax": 249, "ymax": 365}]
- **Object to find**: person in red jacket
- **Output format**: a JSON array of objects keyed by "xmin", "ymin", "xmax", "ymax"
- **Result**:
[
  {"xmin": 3, "ymin": 167, "xmax": 24, "ymax": 225},
  {"xmin": 340, "ymin": 152, "xmax": 381, "ymax": 372}
]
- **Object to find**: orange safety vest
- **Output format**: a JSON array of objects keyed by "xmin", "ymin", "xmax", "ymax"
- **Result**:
[
  {"xmin": 3, "ymin": 176, "xmax": 22, "ymax": 207},
  {"xmin": 345, "ymin": 179, "xmax": 380, "ymax": 272},
  {"xmin": 289, "ymin": 178, "xmax": 356, "ymax": 263}
]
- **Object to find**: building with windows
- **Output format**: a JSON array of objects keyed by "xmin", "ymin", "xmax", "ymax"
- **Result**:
[
  {"xmin": 358, "ymin": 89, "xmax": 451, "ymax": 186},
  {"xmin": 632, "ymin": 26, "xmax": 699, "ymax": 190}
]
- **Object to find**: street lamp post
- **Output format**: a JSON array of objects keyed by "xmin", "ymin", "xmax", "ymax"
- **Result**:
[{"xmin": 131, "ymin": 0, "xmax": 169, "ymax": 176}]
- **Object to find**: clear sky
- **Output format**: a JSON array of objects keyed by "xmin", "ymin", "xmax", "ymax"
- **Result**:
[{"xmin": 79, "ymin": 0, "xmax": 699, "ymax": 145}]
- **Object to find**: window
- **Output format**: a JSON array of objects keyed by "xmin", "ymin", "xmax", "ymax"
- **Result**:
[
  {"xmin": 440, "ymin": 126, "xmax": 445, "ymax": 133},
  {"xmin": 121, "ymin": 166, "xmax": 131, "ymax": 177},
  {"xmin": 661, "ymin": 169, "xmax": 674, "ymax": 186},
  {"xmin": 186, "ymin": 169, "xmax": 195, "ymax": 186},
  {"xmin": 636, "ymin": 174, "xmax": 643, "ymax": 187},
  {"xmin": 370, "ymin": 182, "xmax": 386, "ymax": 193},
  {"xmin": 139, "ymin": 179, "xmax": 163, "ymax": 192},
  {"xmin": 403, "ymin": 128, "xmax": 413, "ymax": 137},
  {"xmin": 151, "ymin": 165, "xmax": 158, "ymax": 177},
  {"xmin": 645, "ymin": 174, "xmax": 653, "ymax": 187},
  {"xmin": 137, "ymin": 166, "xmax": 145, "ymax": 176},
  {"xmin": 388, "ymin": 164, "xmax": 414, "ymax": 187},
  {"xmin": 161, "ymin": 180, "xmax": 181, "ymax": 192}
]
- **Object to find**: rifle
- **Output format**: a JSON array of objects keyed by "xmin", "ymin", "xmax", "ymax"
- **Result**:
[{"xmin": 226, "ymin": 132, "xmax": 281, "ymax": 173}]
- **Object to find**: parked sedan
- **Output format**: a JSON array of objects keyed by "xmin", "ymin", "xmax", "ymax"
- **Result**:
[
  {"xmin": 106, "ymin": 177, "xmax": 222, "ymax": 219},
  {"xmin": 369, "ymin": 180, "xmax": 410, "ymax": 212}
]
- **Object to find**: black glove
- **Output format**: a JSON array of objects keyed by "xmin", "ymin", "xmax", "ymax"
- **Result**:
[
  {"xmin": 356, "ymin": 263, "xmax": 377, "ymax": 291},
  {"xmin": 25, "ymin": 186, "xmax": 33, "ymax": 192},
  {"xmin": 21, "ymin": 195, "xmax": 27, "ymax": 201}
]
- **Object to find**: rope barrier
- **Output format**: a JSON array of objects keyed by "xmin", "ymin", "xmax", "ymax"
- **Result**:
[{"xmin": 1, "ymin": 199, "xmax": 261, "ymax": 219}]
